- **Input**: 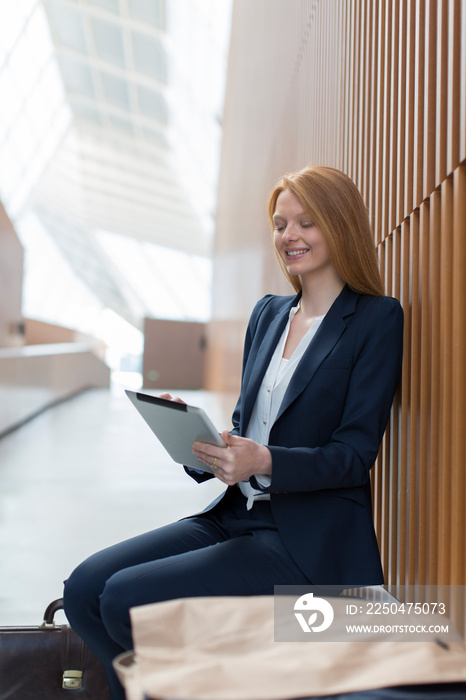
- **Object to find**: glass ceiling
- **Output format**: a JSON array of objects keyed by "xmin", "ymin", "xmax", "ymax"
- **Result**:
[{"xmin": 0, "ymin": 0, "xmax": 232, "ymax": 358}]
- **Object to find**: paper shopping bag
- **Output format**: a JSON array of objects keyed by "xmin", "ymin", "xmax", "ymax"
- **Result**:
[{"xmin": 114, "ymin": 595, "xmax": 466, "ymax": 700}]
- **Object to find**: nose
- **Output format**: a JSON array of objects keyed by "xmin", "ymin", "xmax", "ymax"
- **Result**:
[{"xmin": 282, "ymin": 222, "xmax": 299, "ymax": 242}]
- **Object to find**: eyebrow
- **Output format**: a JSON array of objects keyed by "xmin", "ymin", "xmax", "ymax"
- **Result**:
[{"xmin": 272, "ymin": 211, "xmax": 310, "ymax": 221}]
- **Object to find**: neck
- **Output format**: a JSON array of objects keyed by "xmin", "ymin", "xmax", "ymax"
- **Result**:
[{"xmin": 299, "ymin": 272, "xmax": 345, "ymax": 319}]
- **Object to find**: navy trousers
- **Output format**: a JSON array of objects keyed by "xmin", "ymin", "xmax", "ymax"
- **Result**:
[{"xmin": 63, "ymin": 487, "xmax": 311, "ymax": 700}]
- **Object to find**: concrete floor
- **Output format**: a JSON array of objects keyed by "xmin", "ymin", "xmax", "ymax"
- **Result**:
[{"xmin": 0, "ymin": 385, "xmax": 230, "ymax": 625}]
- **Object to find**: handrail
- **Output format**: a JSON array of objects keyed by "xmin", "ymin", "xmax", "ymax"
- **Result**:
[{"xmin": 0, "ymin": 342, "xmax": 99, "ymax": 358}]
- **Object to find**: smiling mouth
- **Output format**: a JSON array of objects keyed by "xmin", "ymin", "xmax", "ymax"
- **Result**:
[{"xmin": 286, "ymin": 249, "xmax": 309, "ymax": 257}]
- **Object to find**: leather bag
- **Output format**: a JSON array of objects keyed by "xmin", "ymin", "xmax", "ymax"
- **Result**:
[{"xmin": 0, "ymin": 598, "xmax": 110, "ymax": 699}]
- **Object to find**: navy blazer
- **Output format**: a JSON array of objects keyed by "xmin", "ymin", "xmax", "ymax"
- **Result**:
[{"xmin": 190, "ymin": 285, "xmax": 403, "ymax": 586}]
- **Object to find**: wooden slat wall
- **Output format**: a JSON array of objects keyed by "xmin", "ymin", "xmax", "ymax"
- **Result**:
[{"xmin": 209, "ymin": 0, "xmax": 466, "ymax": 603}]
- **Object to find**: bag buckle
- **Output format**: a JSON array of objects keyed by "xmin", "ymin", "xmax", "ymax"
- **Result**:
[{"xmin": 62, "ymin": 669, "xmax": 83, "ymax": 689}]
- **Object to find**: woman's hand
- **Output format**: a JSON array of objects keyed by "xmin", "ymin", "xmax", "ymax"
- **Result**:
[{"xmin": 192, "ymin": 431, "xmax": 272, "ymax": 486}]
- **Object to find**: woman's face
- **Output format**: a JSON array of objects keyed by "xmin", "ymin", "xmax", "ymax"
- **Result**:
[{"xmin": 272, "ymin": 188, "xmax": 335, "ymax": 282}]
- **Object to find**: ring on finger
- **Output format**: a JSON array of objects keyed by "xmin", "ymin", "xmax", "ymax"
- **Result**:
[{"xmin": 212, "ymin": 457, "xmax": 218, "ymax": 470}]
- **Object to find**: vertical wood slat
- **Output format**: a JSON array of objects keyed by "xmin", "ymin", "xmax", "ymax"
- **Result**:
[
  {"xmin": 381, "ymin": 234, "xmax": 393, "ymax": 575},
  {"xmin": 380, "ymin": 0, "xmax": 391, "ymax": 241},
  {"xmin": 348, "ymin": 0, "xmax": 357, "ymax": 180},
  {"xmin": 437, "ymin": 176, "xmax": 454, "ymax": 583},
  {"xmin": 374, "ymin": 0, "xmax": 386, "ymax": 243},
  {"xmin": 389, "ymin": 227, "xmax": 402, "ymax": 585},
  {"xmin": 450, "ymin": 165, "xmax": 466, "ymax": 584},
  {"xmin": 351, "ymin": 0, "xmax": 361, "ymax": 184},
  {"xmin": 335, "ymin": 0, "xmax": 346, "ymax": 169},
  {"xmin": 427, "ymin": 190, "xmax": 441, "ymax": 582},
  {"xmin": 447, "ymin": 0, "xmax": 461, "ymax": 172},
  {"xmin": 407, "ymin": 211, "xmax": 420, "ymax": 586},
  {"xmin": 403, "ymin": 0, "xmax": 416, "ymax": 218},
  {"xmin": 417, "ymin": 200, "xmax": 431, "ymax": 585},
  {"xmin": 398, "ymin": 219, "xmax": 411, "ymax": 588},
  {"xmin": 461, "ymin": 0, "xmax": 466, "ymax": 161},
  {"xmin": 341, "ymin": 0, "xmax": 352, "ymax": 175},
  {"xmin": 422, "ymin": 0, "xmax": 437, "ymax": 199},
  {"xmin": 373, "ymin": 239, "xmax": 386, "ymax": 545},
  {"xmin": 413, "ymin": 0, "xmax": 426, "ymax": 208},
  {"xmin": 367, "ymin": 0, "xmax": 379, "ymax": 228},
  {"xmin": 396, "ymin": 0, "xmax": 407, "ymax": 224},
  {"xmin": 386, "ymin": 0, "xmax": 398, "ymax": 236},
  {"xmin": 360, "ymin": 0, "xmax": 371, "ymax": 206},
  {"xmin": 435, "ymin": 0, "xmax": 449, "ymax": 184}
]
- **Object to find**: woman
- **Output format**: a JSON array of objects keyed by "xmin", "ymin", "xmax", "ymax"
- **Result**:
[{"xmin": 63, "ymin": 166, "xmax": 403, "ymax": 700}]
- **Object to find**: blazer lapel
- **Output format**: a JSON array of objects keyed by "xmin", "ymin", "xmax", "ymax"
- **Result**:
[
  {"xmin": 241, "ymin": 295, "xmax": 298, "ymax": 432},
  {"xmin": 273, "ymin": 285, "xmax": 359, "ymax": 424}
]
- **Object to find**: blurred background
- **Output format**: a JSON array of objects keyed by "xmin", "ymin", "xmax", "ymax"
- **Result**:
[
  {"xmin": 0, "ymin": 0, "xmax": 465, "ymax": 626},
  {"xmin": 0, "ymin": 0, "xmax": 231, "ymax": 398},
  {"xmin": 0, "ymin": 0, "xmax": 235, "ymax": 624}
]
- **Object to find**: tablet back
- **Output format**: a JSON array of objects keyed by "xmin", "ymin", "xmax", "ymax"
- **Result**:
[{"xmin": 125, "ymin": 390, "xmax": 225, "ymax": 472}]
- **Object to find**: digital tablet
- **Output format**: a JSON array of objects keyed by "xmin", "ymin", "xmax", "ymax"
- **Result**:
[{"xmin": 125, "ymin": 390, "xmax": 226, "ymax": 473}]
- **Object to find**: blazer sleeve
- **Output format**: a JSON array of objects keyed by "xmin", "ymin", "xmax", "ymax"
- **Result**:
[{"xmin": 263, "ymin": 297, "xmax": 403, "ymax": 494}]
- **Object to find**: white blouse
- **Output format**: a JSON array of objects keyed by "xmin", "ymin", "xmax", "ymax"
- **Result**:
[{"xmin": 239, "ymin": 304, "xmax": 325, "ymax": 509}]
